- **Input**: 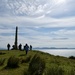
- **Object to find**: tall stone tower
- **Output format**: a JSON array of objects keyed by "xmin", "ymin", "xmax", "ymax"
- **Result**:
[{"xmin": 14, "ymin": 26, "xmax": 18, "ymax": 50}]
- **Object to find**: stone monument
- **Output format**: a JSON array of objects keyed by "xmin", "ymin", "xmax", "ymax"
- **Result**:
[{"xmin": 14, "ymin": 26, "xmax": 18, "ymax": 50}]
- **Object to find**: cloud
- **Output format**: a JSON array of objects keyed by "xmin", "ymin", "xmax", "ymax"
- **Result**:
[
  {"xmin": 52, "ymin": 38, "xmax": 68, "ymax": 40},
  {"xmin": 0, "ymin": 0, "xmax": 74, "ymax": 17},
  {"xmin": 0, "ymin": 0, "xmax": 75, "ymax": 49},
  {"xmin": 5, "ymin": 0, "xmax": 49, "ymax": 17},
  {"xmin": 51, "ymin": 29, "xmax": 75, "ymax": 38},
  {"xmin": 1, "ymin": 0, "xmax": 75, "ymax": 18},
  {"xmin": 0, "ymin": 16, "xmax": 75, "ymax": 28},
  {"xmin": 47, "ymin": 0, "xmax": 75, "ymax": 18}
]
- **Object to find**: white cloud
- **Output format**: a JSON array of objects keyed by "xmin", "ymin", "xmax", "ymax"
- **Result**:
[
  {"xmin": 0, "ymin": 0, "xmax": 75, "ymax": 49},
  {"xmin": 4, "ymin": 0, "xmax": 69, "ymax": 17},
  {"xmin": 0, "ymin": 16, "xmax": 75, "ymax": 28},
  {"xmin": 51, "ymin": 29, "xmax": 75, "ymax": 35}
]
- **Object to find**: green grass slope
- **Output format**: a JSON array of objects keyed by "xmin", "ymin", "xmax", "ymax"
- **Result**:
[{"xmin": 0, "ymin": 50, "xmax": 75, "ymax": 75}]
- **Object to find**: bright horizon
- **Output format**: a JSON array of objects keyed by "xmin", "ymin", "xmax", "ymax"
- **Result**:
[{"xmin": 0, "ymin": 0, "xmax": 75, "ymax": 49}]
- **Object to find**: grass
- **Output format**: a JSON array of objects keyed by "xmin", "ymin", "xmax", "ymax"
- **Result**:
[
  {"xmin": 0, "ymin": 52, "xmax": 6, "ymax": 55},
  {"xmin": 0, "ymin": 58, "xmax": 5, "ymax": 66},
  {"xmin": 44, "ymin": 64, "xmax": 64, "ymax": 75},
  {"xmin": 28, "ymin": 54, "xmax": 45, "ymax": 75},
  {"xmin": 6, "ymin": 56, "xmax": 19, "ymax": 68},
  {"xmin": 0, "ymin": 50, "xmax": 75, "ymax": 75},
  {"xmin": 21, "ymin": 56, "xmax": 31, "ymax": 63}
]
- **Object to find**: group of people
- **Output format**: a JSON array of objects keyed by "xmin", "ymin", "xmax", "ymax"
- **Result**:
[{"xmin": 7, "ymin": 43, "xmax": 32, "ymax": 54}]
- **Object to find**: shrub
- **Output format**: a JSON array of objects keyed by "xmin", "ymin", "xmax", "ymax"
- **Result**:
[
  {"xmin": 19, "ymin": 54, "xmax": 26, "ymax": 56},
  {"xmin": 0, "ymin": 52, "xmax": 6, "ymax": 55},
  {"xmin": 0, "ymin": 58, "xmax": 5, "ymax": 66},
  {"xmin": 6, "ymin": 56, "xmax": 19, "ymax": 68},
  {"xmin": 28, "ymin": 54, "xmax": 45, "ymax": 75},
  {"xmin": 69, "ymin": 56, "xmax": 75, "ymax": 59},
  {"xmin": 21, "ymin": 56, "xmax": 31, "ymax": 63},
  {"xmin": 44, "ymin": 65, "xmax": 64, "ymax": 75}
]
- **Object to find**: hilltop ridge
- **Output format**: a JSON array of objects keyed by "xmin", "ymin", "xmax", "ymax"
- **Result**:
[{"xmin": 0, "ymin": 50, "xmax": 75, "ymax": 75}]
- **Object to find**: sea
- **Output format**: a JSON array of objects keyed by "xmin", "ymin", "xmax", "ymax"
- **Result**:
[{"xmin": 35, "ymin": 49, "xmax": 75, "ymax": 57}]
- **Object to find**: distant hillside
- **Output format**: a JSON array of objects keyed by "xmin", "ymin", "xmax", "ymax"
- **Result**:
[{"xmin": 0, "ymin": 50, "xmax": 75, "ymax": 75}]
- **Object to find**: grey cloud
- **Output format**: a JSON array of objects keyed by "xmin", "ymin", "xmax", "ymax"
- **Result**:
[{"xmin": 52, "ymin": 38, "xmax": 69, "ymax": 40}]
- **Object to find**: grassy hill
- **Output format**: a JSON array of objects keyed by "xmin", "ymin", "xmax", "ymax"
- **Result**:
[{"xmin": 0, "ymin": 50, "xmax": 75, "ymax": 75}]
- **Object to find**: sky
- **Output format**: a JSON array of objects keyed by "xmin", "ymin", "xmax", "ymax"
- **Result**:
[{"xmin": 0, "ymin": 0, "xmax": 75, "ymax": 49}]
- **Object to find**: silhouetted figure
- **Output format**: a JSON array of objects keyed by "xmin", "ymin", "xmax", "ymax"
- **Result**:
[
  {"xmin": 30, "ymin": 45, "xmax": 32, "ymax": 50},
  {"xmin": 11, "ymin": 45, "xmax": 15, "ymax": 50},
  {"xmin": 19, "ymin": 44, "xmax": 22, "ymax": 50},
  {"xmin": 7, "ymin": 43, "xmax": 10, "ymax": 51},
  {"xmin": 24, "ymin": 44, "xmax": 29, "ymax": 54}
]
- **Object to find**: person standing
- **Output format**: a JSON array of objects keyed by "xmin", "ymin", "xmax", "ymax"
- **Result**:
[
  {"xmin": 24, "ymin": 44, "xmax": 29, "ymax": 54},
  {"xmin": 7, "ymin": 43, "xmax": 10, "ymax": 51},
  {"xmin": 30, "ymin": 45, "xmax": 32, "ymax": 50},
  {"xmin": 19, "ymin": 44, "xmax": 22, "ymax": 50}
]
